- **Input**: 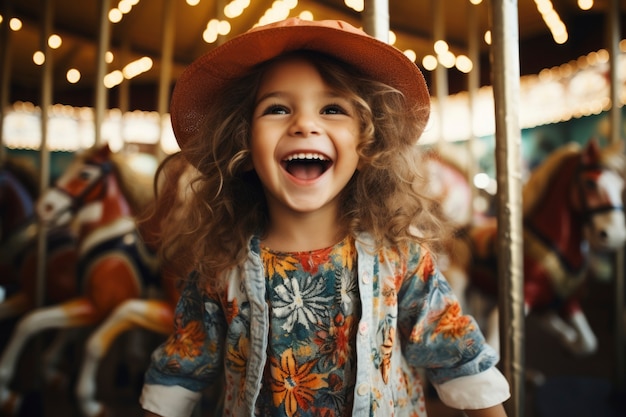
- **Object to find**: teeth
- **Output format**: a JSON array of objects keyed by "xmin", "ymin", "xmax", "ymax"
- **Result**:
[{"xmin": 284, "ymin": 153, "xmax": 328, "ymax": 162}]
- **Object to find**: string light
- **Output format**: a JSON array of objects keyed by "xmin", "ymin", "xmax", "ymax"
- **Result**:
[
  {"xmin": 9, "ymin": 18, "xmax": 22, "ymax": 31},
  {"xmin": 48, "ymin": 34, "xmax": 62, "ymax": 49},
  {"xmin": 534, "ymin": 0, "xmax": 568, "ymax": 44}
]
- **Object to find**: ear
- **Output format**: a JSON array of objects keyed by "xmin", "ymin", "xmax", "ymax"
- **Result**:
[
  {"xmin": 95, "ymin": 142, "xmax": 112, "ymax": 160},
  {"xmin": 610, "ymin": 138, "xmax": 625, "ymax": 154},
  {"xmin": 582, "ymin": 138, "xmax": 601, "ymax": 165}
]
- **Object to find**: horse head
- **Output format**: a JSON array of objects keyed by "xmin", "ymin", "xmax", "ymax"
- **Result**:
[
  {"xmin": 36, "ymin": 144, "xmax": 139, "ymax": 234},
  {"xmin": 576, "ymin": 139, "xmax": 626, "ymax": 252}
]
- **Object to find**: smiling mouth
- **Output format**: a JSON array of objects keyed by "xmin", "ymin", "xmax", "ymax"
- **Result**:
[{"xmin": 282, "ymin": 153, "xmax": 332, "ymax": 180}]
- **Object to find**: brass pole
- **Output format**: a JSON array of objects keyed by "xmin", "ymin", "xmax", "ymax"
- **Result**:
[
  {"xmin": 94, "ymin": 0, "xmax": 111, "ymax": 146},
  {"xmin": 0, "ymin": 0, "xmax": 13, "ymax": 164},
  {"xmin": 467, "ymin": 1, "xmax": 481, "ymax": 215},
  {"xmin": 36, "ymin": 0, "xmax": 54, "ymax": 310},
  {"xmin": 157, "ymin": 0, "xmax": 176, "ymax": 159},
  {"xmin": 490, "ymin": 0, "xmax": 525, "ymax": 416},
  {"xmin": 432, "ymin": 0, "xmax": 448, "ymax": 144},
  {"xmin": 607, "ymin": 0, "xmax": 624, "ymax": 392},
  {"xmin": 362, "ymin": 0, "xmax": 389, "ymax": 42}
]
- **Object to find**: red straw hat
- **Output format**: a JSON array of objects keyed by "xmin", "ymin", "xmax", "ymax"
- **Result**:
[{"xmin": 170, "ymin": 18, "xmax": 430, "ymax": 150}]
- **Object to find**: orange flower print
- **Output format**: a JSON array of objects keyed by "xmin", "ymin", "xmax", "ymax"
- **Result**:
[
  {"xmin": 164, "ymin": 318, "xmax": 205, "ymax": 358},
  {"xmin": 226, "ymin": 336, "xmax": 249, "ymax": 400},
  {"xmin": 270, "ymin": 348, "xmax": 328, "ymax": 417},
  {"xmin": 296, "ymin": 245, "xmax": 333, "ymax": 274},
  {"xmin": 417, "ymin": 251, "xmax": 435, "ymax": 283},
  {"xmin": 382, "ymin": 283, "xmax": 397, "ymax": 307},
  {"xmin": 431, "ymin": 301, "xmax": 474, "ymax": 340},
  {"xmin": 409, "ymin": 320, "xmax": 425, "ymax": 344},
  {"xmin": 380, "ymin": 326, "xmax": 395, "ymax": 384},
  {"xmin": 226, "ymin": 336, "xmax": 248, "ymax": 374},
  {"xmin": 263, "ymin": 251, "xmax": 298, "ymax": 280},
  {"xmin": 338, "ymin": 236, "xmax": 356, "ymax": 270},
  {"xmin": 314, "ymin": 313, "xmax": 356, "ymax": 368}
]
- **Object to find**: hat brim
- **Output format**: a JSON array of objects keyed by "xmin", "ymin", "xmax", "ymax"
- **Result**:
[{"xmin": 170, "ymin": 18, "xmax": 430, "ymax": 150}]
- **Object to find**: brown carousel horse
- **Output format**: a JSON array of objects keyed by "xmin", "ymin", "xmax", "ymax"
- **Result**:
[
  {"xmin": 75, "ymin": 151, "xmax": 197, "ymax": 417},
  {"xmin": 0, "ymin": 144, "xmax": 162, "ymax": 416},
  {"xmin": 0, "ymin": 159, "xmax": 78, "ymax": 323},
  {"xmin": 456, "ymin": 139, "xmax": 626, "ymax": 356}
]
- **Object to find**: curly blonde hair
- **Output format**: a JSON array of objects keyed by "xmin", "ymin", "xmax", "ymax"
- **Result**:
[{"xmin": 154, "ymin": 51, "xmax": 448, "ymax": 289}]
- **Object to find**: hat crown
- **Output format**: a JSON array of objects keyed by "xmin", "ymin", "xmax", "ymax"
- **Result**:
[
  {"xmin": 247, "ymin": 17, "xmax": 367, "ymax": 38},
  {"xmin": 170, "ymin": 18, "xmax": 430, "ymax": 156}
]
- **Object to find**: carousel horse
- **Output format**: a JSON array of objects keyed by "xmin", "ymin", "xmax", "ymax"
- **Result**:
[
  {"xmin": 422, "ymin": 144, "xmax": 476, "ymax": 306},
  {"xmin": 0, "ymin": 144, "xmax": 161, "ymax": 416},
  {"xmin": 457, "ymin": 139, "xmax": 626, "ymax": 357},
  {"xmin": 75, "ymin": 151, "xmax": 197, "ymax": 417},
  {"xmin": 424, "ymin": 143, "xmax": 474, "ymax": 226},
  {"xmin": 0, "ymin": 160, "xmax": 78, "ymax": 323}
]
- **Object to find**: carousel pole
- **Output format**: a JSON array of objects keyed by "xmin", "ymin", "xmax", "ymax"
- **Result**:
[
  {"xmin": 157, "ymin": 0, "xmax": 175, "ymax": 160},
  {"xmin": 94, "ymin": 0, "xmax": 111, "ymax": 147},
  {"xmin": 0, "ymin": 0, "xmax": 14, "ymax": 164},
  {"xmin": 607, "ymin": 0, "xmax": 625, "ymax": 394},
  {"xmin": 35, "ymin": 0, "xmax": 54, "ymax": 311},
  {"xmin": 362, "ymin": 0, "xmax": 389, "ymax": 42},
  {"xmin": 467, "ymin": 1, "xmax": 482, "ymax": 216},
  {"xmin": 489, "ymin": 1, "xmax": 525, "ymax": 416},
  {"xmin": 432, "ymin": 0, "xmax": 448, "ymax": 145}
]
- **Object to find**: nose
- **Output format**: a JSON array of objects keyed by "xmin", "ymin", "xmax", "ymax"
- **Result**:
[{"xmin": 288, "ymin": 111, "xmax": 320, "ymax": 137}]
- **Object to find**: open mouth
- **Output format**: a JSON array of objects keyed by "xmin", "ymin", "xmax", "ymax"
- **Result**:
[{"xmin": 282, "ymin": 152, "xmax": 332, "ymax": 180}]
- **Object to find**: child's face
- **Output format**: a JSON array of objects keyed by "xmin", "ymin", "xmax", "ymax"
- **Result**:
[{"xmin": 250, "ymin": 56, "xmax": 360, "ymax": 218}]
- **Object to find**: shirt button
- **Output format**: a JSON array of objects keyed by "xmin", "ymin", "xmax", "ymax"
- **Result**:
[
  {"xmin": 357, "ymin": 383, "xmax": 369, "ymax": 396},
  {"xmin": 359, "ymin": 321, "xmax": 369, "ymax": 335},
  {"xmin": 362, "ymin": 272, "xmax": 371, "ymax": 284}
]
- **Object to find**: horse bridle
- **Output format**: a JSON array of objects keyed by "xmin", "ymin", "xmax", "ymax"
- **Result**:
[
  {"xmin": 48, "ymin": 160, "xmax": 113, "ymax": 221},
  {"xmin": 575, "ymin": 161, "xmax": 624, "ymax": 223}
]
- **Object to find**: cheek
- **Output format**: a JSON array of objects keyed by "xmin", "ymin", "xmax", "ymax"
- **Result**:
[{"xmin": 249, "ymin": 137, "xmax": 274, "ymax": 174}]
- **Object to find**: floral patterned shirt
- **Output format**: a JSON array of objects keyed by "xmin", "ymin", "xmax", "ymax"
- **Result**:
[
  {"xmin": 257, "ymin": 236, "xmax": 360, "ymax": 417},
  {"xmin": 141, "ymin": 233, "xmax": 510, "ymax": 417}
]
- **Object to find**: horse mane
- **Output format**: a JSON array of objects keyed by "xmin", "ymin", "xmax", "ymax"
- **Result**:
[
  {"xmin": 74, "ymin": 145, "xmax": 156, "ymax": 216},
  {"xmin": 522, "ymin": 142, "xmax": 581, "ymax": 216},
  {"xmin": 522, "ymin": 140, "xmax": 626, "ymax": 216},
  {"xmin": 110, "ymin": 151, "xmax": 157, "ymax": 216},
  {"xmin": 597, "ymin": 139, "xmax": 626, "ymax": 174}
]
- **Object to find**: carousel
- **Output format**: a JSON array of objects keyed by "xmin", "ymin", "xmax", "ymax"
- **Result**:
[{"xmin": 1, "ymin": 1, "xmax": 625, "ymax": 416}]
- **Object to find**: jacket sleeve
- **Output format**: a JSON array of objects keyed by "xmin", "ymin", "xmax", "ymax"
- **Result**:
[
  {"xmin": 140, "ymin": 277, "xmax": 226, "ymax": 417},
  {"xmin": 397, "ymin": 246, "xmax": 510, "ymax": 409}
]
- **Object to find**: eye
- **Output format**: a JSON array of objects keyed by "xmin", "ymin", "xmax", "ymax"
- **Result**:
[
  {"xmin": 262, "ymin": 104, "xmax": 289, "ymax": 115},
  {"xmin": 583, "ymin": 178, "xmax": 598, "ymax": 191},
  {"xmin": 322, "ymin": 104, "xmax": 348, "ymax": 115},
  {"xmin": 78, "ymin": 165, "xmax": 101, "ymax": 182}
]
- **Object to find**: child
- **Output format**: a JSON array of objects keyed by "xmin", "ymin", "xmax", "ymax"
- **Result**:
[{"xmin": 140, "ymin": 17, "xmax": 510, "ymax": 417}]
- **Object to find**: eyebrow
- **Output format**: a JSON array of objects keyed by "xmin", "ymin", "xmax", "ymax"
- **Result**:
[
  {"xmin": 255, "ymin": 90, "xmax": 348, "ymax": 107},
  {"xmin": 255, "ymin": 91, "xmax": 285, "ymax": 106}
]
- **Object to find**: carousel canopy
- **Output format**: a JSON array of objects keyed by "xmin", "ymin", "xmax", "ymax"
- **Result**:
[{"xmin": 4, "ymin": 0, "xmax": 624, "ymax": 112}]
